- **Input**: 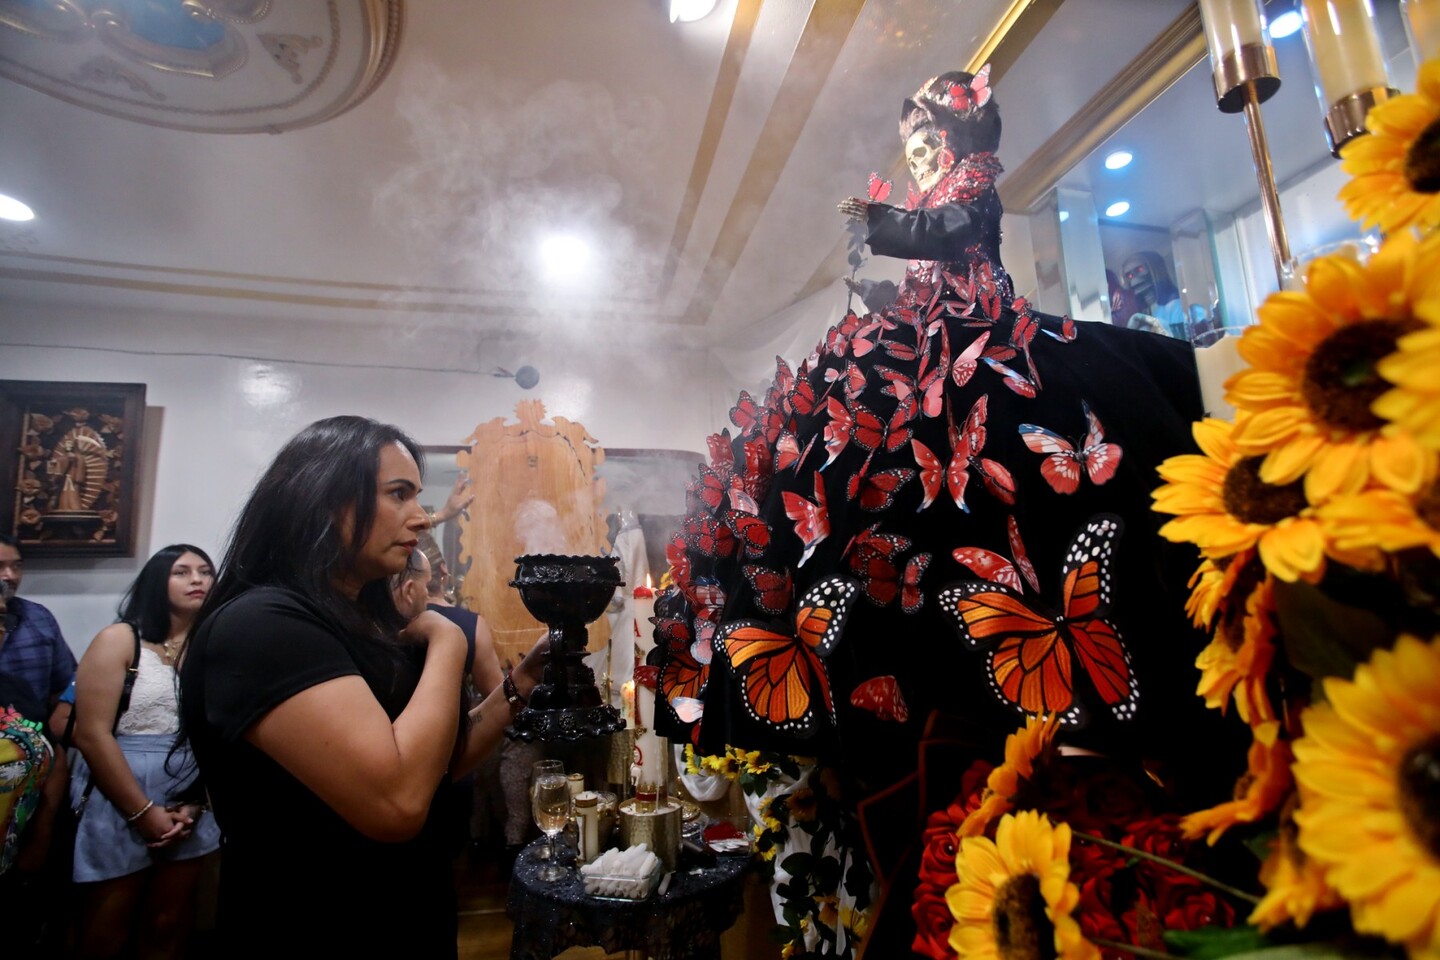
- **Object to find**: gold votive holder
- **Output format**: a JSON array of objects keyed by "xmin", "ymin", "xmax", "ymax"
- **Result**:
[
  {"xmin": 619, "ymin": 797, "xmax": 682, "ymax": 873},
  {"xmin": 606, "ymin": 727, "xmax": 637, "ymax": 790}
]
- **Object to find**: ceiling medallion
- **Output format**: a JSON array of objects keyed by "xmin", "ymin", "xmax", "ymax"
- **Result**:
[{"xmin": 0, "ymin": 0, "xmax": 403, "ymax": 133}]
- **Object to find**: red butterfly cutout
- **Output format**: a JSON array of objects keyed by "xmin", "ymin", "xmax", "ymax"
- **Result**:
[
  {"xmin": 727, "ymin": 475, "xmax": 759, "ymax": 516},
  {"xmin": 847, "ymin": 525, "xmax": 913, "ymax": 607},
  {"xmin": 775, "ymin": 430, "xmax": 816, "ymax": 474},
  {"xmin": 706, "ymin": 430, "xmax": 734, "ymax": 472},
  {"xmin": 850, "ymin": 675, "xmax": 910, "ymax": 723},
  {"xmin": 694, "ymin": 465, "xmax": 727, "ymax": 513},
  {"xmin": 684, "ymin": 516, "xmax": 734, "ymax": 558},
  {"xmin": 1018, "ymin": 401, "xmax": 1124, "ymax": 495},
  {"xmin": 880, "ymin": 340, "xmax": 918, "ymax": 362},
  {"xmin": 982, "ymin": 356, "xmax": 1037, "ymax": 398},
  {"xmin": 911, "ymin": 439, "xmax": 943, "ymax": 512},
  {"xmin": 823, "ymin": 396, "xmax": 852, "ymax": 468},
  {"xmin": 946, "ymin": 394, "xmax": 1016, "ymax": 512},
  {"xmin": 938, "ymin": 515, "xmax": 1136, "ymax": 723},
  {"xmin": 790, "ymin": 378, "xmax": 818, "ymax": 416},
  {"xmin": 716, "ymin": 576, "xmax": 859, "ymax": 735},
  {"xmin": 953, "ymin": 515, "xmax": 1041, "ymax": 594},
  {"xmin": 947, "ymin": 66, "xmax": 991, "ymax": 113},
  {"xmin": 867, "ymin": 173, "xmax": 893, "ymax": 203},
  {"xmin": 742, "ymin": 564, "xmax": 793, "ymax": 617},
  {"xmin": 724, "ymin": 511, "xmax": 772, "ymax": 558},
  {"xmin": 859, "ymin": 468, "xmax": 915, "ymax": 512},
  {"xmin": 773, "ymin": 356, "xmax": 795, "ymax": 396},
  {"xmin": 1044, "ymin": 315, "xmax": 1078, "ymax": 343},
  {"xmin": 729, "ymin": 391, "xmax": 759, "ymax": 432},
  {"xmin": 952, "ymin": 331, "xmax": 990, "ymax": 387},
  {"xmin": 782, "ymin": 471, "xmax": 830, "ymax": 567},
  {"xmin": 901, "ymin": 552, "xmax": 931, "ymax": 614},
  {"xmin": 666, "ymin": 533, "xmax": 692, "ymax": 592}
]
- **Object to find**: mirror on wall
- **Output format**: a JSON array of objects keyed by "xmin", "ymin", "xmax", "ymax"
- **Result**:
[{"xmin": 1031, "ymin": 0, "xmax": 1415, "ymax": 346}]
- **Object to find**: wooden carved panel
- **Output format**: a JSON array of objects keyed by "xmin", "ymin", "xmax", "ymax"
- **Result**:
[{"xmin": 457, "ymin": 400, "xmax": 610, "ymax": 667}]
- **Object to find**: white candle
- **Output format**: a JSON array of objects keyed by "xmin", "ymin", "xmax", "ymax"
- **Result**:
[
  {"xmin": 1199, "ymin": 0, "xmax": 1266, "ymax": 59},
  {"xmin": 621, "ymin": 680, "xmax": 636, "ymax": 728},
  {"xmin": 632, "ymin": 666, "xmax": 666, "ymax": 803},
  {"xmin": 1404, "ymin": 0, "xmax": 1440, "ymax": 62},
  {"xmin": 632, "ymin": 580, "xmax": 657, "ymax": 657},
  {"xmin": 1301, "ymin": 0, "xmax": 1390, "ymax": 104},
  {"xmin": 1195, "ymin": 335, "xmax": 1246, "ymax": 421}
]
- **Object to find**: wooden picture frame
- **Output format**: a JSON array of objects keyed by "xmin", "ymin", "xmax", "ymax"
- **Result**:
[{"xmin": 0, "ymin": 380, "xmax": 147, "ymax": 557}]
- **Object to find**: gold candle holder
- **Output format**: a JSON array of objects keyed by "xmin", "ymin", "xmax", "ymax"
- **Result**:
[
  {"xmin": 619, "ymin": 797, "xmax": 682, "ymax": 872},
  {"xmin": 1323, "ymin": 86, "xmax": 1399, "ymax": 156}
]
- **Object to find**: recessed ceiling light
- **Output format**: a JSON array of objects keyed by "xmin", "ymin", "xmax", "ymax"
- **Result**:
[
  {"xmin": 1058, "ymin": 210, "xmax": 1070, "ymax": 222},
  {"xmin": 1269, "ymin": 11, "xmax": 1303, "ymax": 39},
  {"xmin": 1105, "ymin": 200, "xmax": 1131, "ymax": 218},
  {"xmin": 540, "ymin": 234, "xmax": 590, "ymax": 265},
  {"xmin": 1104, "ymin": 150, "xmax": 1133, "ymax": 170},
  {"xmin": 0, "ymin": 193, "xmax": 35, "ymax": 222},
  {"xmin": 670, "ymin": 0, "xmax": 717, "ymax": 22}
]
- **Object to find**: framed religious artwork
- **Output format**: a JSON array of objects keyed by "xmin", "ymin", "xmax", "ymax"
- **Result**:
[{"xmin": 0, "ymin": 380, "xmax": 147, "ymax": 558}]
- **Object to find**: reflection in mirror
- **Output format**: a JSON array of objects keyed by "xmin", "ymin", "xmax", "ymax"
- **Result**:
[{"xmin": 1032, "ymin": 0, "xmax": 1415, "ymax": 347}]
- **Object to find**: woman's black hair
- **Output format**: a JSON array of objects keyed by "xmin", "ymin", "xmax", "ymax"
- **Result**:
[
  {"xmin": 118, "ymin": 544, "xmax": 214, "ymax": 640},
  {"xmin": 194, "ymin": 415, "xmax": 425, "ymax": 643}
]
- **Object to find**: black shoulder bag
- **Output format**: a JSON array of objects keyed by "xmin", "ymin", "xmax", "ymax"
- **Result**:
[{"xmin": 64, "ymin": 622, "xmax": 142, "ymax": 820}]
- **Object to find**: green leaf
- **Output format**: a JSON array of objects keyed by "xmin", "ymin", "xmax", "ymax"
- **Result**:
[
  {"xmin": 780, "ymin": 852, "xmax": 815, "ymax": 877},
  {"xmin": 1163, "ymin": 925, "xmax": 1271, "ymax": 959},
  {"xmin": 1243, "ymin": 830, "xmax": 1279, "ymax": 863},
  {"xmin": 1272, "ymin": 578, "xmax": 1397, "ymax": 684}
]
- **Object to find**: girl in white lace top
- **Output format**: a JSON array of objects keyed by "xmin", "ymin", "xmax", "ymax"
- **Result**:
[{"xmin": 69, "ymin": 544, "xmax": 222, "ymax": 959}]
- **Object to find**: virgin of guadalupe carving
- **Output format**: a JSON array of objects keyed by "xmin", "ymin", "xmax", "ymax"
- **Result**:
[{"xmin": 456, "ymin": 400, "xmax": 611, "ymax": 667}]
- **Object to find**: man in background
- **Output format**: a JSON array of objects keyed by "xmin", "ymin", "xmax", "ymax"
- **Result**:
[{"xmin": 0, "ymin": 534, "xmax": 74, "ymax": 714}]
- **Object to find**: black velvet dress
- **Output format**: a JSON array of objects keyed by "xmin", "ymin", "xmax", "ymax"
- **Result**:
[{"xmin": 652, "ymin": 150, "xmax": 1237, "ymax": 954}]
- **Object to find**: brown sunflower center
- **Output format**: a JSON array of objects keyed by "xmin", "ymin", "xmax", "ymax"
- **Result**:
[
  {"xmin": 992, "ymin": 873, "xmax": 1056, "ymax": 960},
  {"xmin": 1398, "ymin": 734, "xmax": 1440, "ymax": 860},
  {"xmin": 1222, "ymin": 457, "xmax": 1307, "ymax": 525},
  {"xmin": 1301, "ymin": 320, "xmax": 1422, "ymax": 432},
  {"xmin": 1404, "ymin": 118, "xmax": 1440, "ymax": 194}
]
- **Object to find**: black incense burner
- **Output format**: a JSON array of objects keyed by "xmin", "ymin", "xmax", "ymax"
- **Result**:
[{"xmin": 506, "ymin": 554, "xmax": 626, "ymax": 742}]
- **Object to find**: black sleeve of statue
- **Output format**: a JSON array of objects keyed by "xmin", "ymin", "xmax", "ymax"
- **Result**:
[{"xmin": 864, "ymin": 202, "xmax": 978, "ymax": 261}]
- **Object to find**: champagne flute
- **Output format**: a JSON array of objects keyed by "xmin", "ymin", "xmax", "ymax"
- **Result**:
[{"xmin": 531, "ymin": 760, "xmax": 571, "ymax": 881}]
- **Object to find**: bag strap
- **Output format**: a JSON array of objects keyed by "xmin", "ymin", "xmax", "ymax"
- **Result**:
[{"xmin": 71, "ymin": 622, "xmax": 143, "ymax": 815}]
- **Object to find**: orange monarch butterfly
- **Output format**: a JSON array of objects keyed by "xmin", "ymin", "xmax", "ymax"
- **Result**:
[
  {"xmin": 656, "ymin": 617, "xmax": 710, "ymax": 729},
  {"xmin": 938, "ymin": 515, "xmax": 1136, "ymax": 724},
  {"xmin": 716, "ymin": 576, "xmax": 858, "ymax": 736}
]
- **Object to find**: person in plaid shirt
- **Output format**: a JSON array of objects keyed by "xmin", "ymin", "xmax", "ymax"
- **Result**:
[{"xmin": 0, "ymin": 534, "xmax": 75, "ymax": 713}]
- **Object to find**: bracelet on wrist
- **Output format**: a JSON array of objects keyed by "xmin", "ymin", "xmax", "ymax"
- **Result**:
[
  {"xmin": 502, "ymin": 671, "xmax": 527, "ymax": 709},
  {"xmin": 126, "ymin": 799, "xmax": 154, "ymax": 824}
]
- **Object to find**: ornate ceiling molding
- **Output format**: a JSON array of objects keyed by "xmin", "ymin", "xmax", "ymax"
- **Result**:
[{"xmin": 0, "ymin": 0, "xmax": 403, "ymax": 133}]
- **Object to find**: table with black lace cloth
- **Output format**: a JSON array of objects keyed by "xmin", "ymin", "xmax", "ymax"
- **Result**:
[{"xmin": 505, "ymin": 838, "xmax": 750, "ymax": 960}]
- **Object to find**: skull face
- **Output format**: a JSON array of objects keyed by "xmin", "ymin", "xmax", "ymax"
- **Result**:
[{"xmin": 905, "ymin": 128, "xmax": 948, "ymax": 193}]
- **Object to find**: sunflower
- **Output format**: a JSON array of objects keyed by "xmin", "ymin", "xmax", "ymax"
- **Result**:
[
  {"xmin": 1339, "ymin": 58, "xmax": 1440, "ymax": 237},
  {"xmin": 1318, "ymin": 484, "xmax": 1440, "ymax": 558},
  {"xmin": 1194, "ymin": 573, "xmax": 1278, "ymax": 729},
  {"xmin": 1250, "ymin": 806, "xmax": 1343, "ymax": 933},
  {"xmin": 947, "ymin": 810, "xmax": 1099, "ymax": 960},
  {"xmin": 961, "ymin": 715, "xmax": 1061, "ymax": 837},
  {"xmin": 1154, "ymin": 419, "xmax": 1333, "ymax": 582},
  {"xmin": 1292, "ymin": 633, "xmax": 1440, "ymax": 959},
  {"xmin": 1183, "ymin": 548, "xmax": 1257, "ymax": 631},
  {"xmin": 1181, "ymin": 725, "xmax": 1293, "ymax": 845},
  {"xmin": 1377, "ymin": 322, "xmax": 1440, "ymax": 451},
  {"xmin": 1225, "ymin": 236, "xmax": 1438, "ymax": 503}
]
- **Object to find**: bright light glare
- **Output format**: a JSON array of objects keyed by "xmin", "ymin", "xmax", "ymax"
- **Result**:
[
  {"xmin": 1269, "ymin": 11, "xmax": 1303, "ymax": 39},
  {"xmin": 670, "ymin": 0, "xmax": 717, "ymax": 22},
  {"xmin": 540, "ymin": 234, "xmax": 591, "ymax": 266},
  {"xmin": 1105, "ymin": 200, "xmax": 1131, "ymax": 218},
  {"xmin": 0, "ymin": 193, "xmax": 35, "ymax": 222},
  {"xmin": 1058, "ymin": 210, "xmax": 1070, "ymax": 222},
  {"xmin": 1104, "ymin": 150, "xmax": 1133, "ymax": 170}
]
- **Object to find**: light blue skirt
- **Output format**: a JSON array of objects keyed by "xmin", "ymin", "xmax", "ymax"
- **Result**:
[{"xmin": 69, "ymin": 734, "xmax": 221, "ymax": 883}]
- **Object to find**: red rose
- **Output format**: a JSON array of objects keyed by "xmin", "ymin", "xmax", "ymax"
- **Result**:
[
  {"xmin": 1121, "ymin": 815, "xmax": 1187, "ymax": 861},
  {"xmin": 917, "ymin": 821, "xmax": 961, "ymax": 890},
  {"xmin": 911, "ymin": 889, "xmax": 957, "ymax": 960},
  {"xmin": 1121, "ymin": 893, "xmax": 1166, "ymax": 951},
  {"xmin": 1152, "ymin": 877, "xmax": 1236, "ymax": 932}
]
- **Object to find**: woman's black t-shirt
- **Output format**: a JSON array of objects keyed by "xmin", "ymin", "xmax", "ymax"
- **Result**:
[{"xmin": 180, "ymin": 587, "xmax": 456, "ymax": 958}]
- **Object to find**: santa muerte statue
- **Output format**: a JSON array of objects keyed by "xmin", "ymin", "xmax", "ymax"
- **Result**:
[{"xmin": 653, "ymin": 67, "xmax": 1243, "ymax": 959}]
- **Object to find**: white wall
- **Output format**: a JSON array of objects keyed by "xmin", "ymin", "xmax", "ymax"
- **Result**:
[{"xmin": 1, "ymin": 293, "xmax": 728, "ymax": 654}]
